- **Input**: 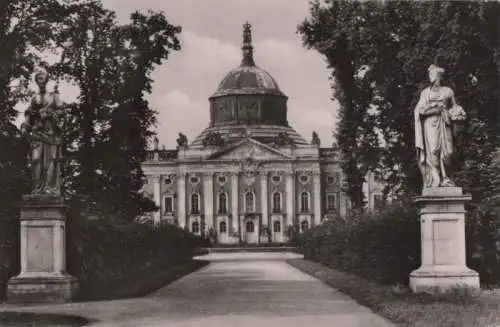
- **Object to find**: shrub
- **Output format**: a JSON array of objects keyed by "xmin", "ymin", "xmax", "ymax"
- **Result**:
[
  {"xmin": 66, "ymin": 209, "xmax": 203, "ymax": 299},
  {"xmin": 466, "ymin": 200, "xmax": 500, "ymax": 285},
  {"xmin": 0, "ymin": 211, "xmax": 20, "ymax": 301},
  {"xmin": 301, "ymin": 200, "xmax": 500, "ymax": 286},
  {"xmin": 299, "ymin": 203, "xmax": 421, "ymax": 285}
]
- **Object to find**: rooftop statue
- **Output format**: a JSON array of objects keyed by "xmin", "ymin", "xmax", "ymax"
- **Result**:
[
  {"xmin": 311, "ymin": 131, "xmax": 321, "ymax": 146},
  {"xmin": 176, "ymin": 132, "xmax": 188, "ymax": 147},
  {"xmin": 21, "ymin": 67, "xmax": 66, "ymax": 196},
  {"xmin": 414, "ymin": 64, "xmax": 466, "ymax": 189}
]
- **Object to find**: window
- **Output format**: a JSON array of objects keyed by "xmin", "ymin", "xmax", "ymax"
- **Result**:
[
  {"xmin": 301, "ymin": 220, "xmax": 309, "ymax": 232},
  {"xmin": 218, "ymin": 192, "xmax": 228, "ymax": 214},
  {"xmin": 164, "ymin": 178, "xmax": 172, "ymax": 185},
  {"xmin": 191, "ymin": 221, "xmax": 200, "ymax": 234},
  {"xmin": 191, "ymin": 193, "xmax": 200, "ymax": 214},
  {"xmin": 246, "ymin": 221, "xmax": 255, "ymax": 233},
  {"xmin": 326, "ymin": 193, "xmax": 337, "ymax": 211},
  {"xmin": 164, "ymin": 196, "xmax": 173, "ymax": 213},
  {"xmin": 272, "ymin": 192, "xmax": 281, "ymax": 213},
  {"xmin": 273, "ymin": 220, "xmax": 281, "ymax": 233},
  {"xmin": 299, "ymin": 175, "xmax": 309, "ymax": 183},
  {"xmin": 189, "ymin": 176, "xmax": 200, "ymax": 185},
  {"xmin": 245, "ymin": 191, "xmax": 255, "ymax": 213},
  {"xmin": 300, "ymin": 192, "xmax": 309, "ymax": 213},
  {"xmin": 272, "ymin": 175, "xmax": 281, "ymax": 183},
  {"xmin": 219, "ymin": 221, "xmax": 227, "ymax": 233}
]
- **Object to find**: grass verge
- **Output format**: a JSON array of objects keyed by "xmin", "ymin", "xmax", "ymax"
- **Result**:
[
  {"xmin": 78, "ymin": 259, "xmax": 209, "ymax": 302},
  {"xmin": 288, "ymin": 258, "xmax": 500, "ymax": 327}
]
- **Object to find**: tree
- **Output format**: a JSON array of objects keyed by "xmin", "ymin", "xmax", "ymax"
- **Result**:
[
  {"xmin": 52, "ymin": 3, "xmax": 182, "ymax": 220},
  {"xmin": 298, "ymin": 1, "xmax": 500, "ymax": 205},
  {"xmin": 99, "ymin": 11, "xmax": 182, "ymax": 220},
  {"xmin": 0, "ymin": 0, "xmax": 75, "ymax": 287}
]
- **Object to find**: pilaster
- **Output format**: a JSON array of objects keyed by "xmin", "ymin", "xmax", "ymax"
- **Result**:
[
  {"xmin": 285, "ymin": 171, "xmax": 295, "ymax": 227},
  {"xmin": 231, "ymin": 172, "xmax": 239, "ymax": 236},
  {"xmin": 260, "ymin": 171, "xmax": 268, "ymax": 227},
  {"xmin": 313, "ymin": 171, "xmax": 322, "ymax": 225},
  {"xmin": 152, "ymin": 175, "xmax": 161, "ymax": 225},
  {"xmin": 203, "ymin": 172, "xmax": 214, "ymax": 232},
  {"xmin": 177, "ymin": 173, "xmax": 186, "ymax": 229}
]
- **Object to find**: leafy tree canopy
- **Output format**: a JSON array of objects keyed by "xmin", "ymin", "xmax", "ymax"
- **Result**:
[{"xmin": 298, "ymin": 0, "xmax": 499, "ymax": 206}]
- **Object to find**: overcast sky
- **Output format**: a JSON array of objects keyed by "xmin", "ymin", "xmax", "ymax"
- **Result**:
[{"xmin": 18, "ymin": 0, "xmax": 338, "ymax": 149}]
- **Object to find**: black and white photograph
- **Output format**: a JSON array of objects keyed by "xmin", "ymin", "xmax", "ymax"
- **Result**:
[{"xmin": 0, "ymin": 0, "xmax": 499, "ymax": 326}]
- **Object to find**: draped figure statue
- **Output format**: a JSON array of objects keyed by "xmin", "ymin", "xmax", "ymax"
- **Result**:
[
  {"xmin": 21, "ymin": 68, "xmax": 65, "ymax": 195},
  {"xmin": 414, "ymin": 64, "xmax": 466, "ymax": 188}
]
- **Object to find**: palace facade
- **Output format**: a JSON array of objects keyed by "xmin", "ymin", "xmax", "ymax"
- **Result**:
[{"xmin": 141, "ymin": 23, "xmax": 349, "ymax": 244}]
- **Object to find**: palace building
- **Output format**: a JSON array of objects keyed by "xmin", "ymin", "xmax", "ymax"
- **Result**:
[{"xmin": 141, "ymin": 23, "xmax": 349, "ymax": 244}]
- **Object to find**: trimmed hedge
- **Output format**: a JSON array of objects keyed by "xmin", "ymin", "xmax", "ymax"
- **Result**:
[
  {"xmin": 297, "ymin": 200, "xmax": 500, "ymax": 286},
  {"xmin": 66, "ymin": 217, "xmax": 204, "ymax": 300},
  {"xmin": 297, "ymin": 203, "xmax": 421, "ymax": 285},
  {"xmin": 0, "ymin": 206, "xmax": 204, "ymax": 302},
  {"xmin": 0, "ymin": 210, "xmax": 20, "ymax": 302}
]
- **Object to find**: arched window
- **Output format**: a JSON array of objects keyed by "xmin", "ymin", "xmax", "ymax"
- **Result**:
[
  {"xmin": 300, "ymin": 192, "xmax": 309, "ymax": 213},
  {"xmin": 246, "ymin": 221, "xmax": 255, "ymax": 233},
  {"xmin": 273, "ymin": 220, "xmax": 281, "ymax": 233},
  {"xmin": 191, "ymin": 221, "xmax": 200, "ymax": 234},
  {"xmin": 245, "ymin": 191, "xmax": 255, "ymax": 213},
  {"xmin": 218, "ymin": 192, "xmax": 228, "ymax": 214},
  {"xmin": 301, "ymin": 220, "xmax": 309, "ymax": 232},
  {"xmin": 272, "ymin": 192, "xmax": 281, "ymax": 213},
  {"xmin": 191, "ymin": 193, "xmax": 200, "ymax": 214},
  {"xmin": 219, "ymin": 221, "xmax": 227, "ymax": 233}
]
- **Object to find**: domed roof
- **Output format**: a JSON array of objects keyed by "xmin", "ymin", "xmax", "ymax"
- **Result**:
[
  {"xmin": 216, "ymin": 65, "xmax": 281, "ymax": 93},
  {"xmin": 211, "ymin": 22, "xmax": 285, "ymax": 98}
]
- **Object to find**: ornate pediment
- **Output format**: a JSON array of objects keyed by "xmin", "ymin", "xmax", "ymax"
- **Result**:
[{"xmin": 207, "ymin": 138, "xmax": 292, "ymax": 161}]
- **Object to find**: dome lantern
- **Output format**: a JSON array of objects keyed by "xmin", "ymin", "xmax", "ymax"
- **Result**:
[{"xmin": 241, "ymin": 22, "xmax": 255, "ymax": 67}]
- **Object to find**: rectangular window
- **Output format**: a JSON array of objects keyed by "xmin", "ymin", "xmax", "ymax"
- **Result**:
[
  {"xmin": 326, "ymin": 193, "xmax": 337, "ymax": 211},
  {"xmin": 164, "ymin": 196, "xmax": 173, "ymax": 213}
]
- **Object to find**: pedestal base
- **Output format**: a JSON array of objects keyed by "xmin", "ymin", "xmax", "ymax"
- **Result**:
[
  {"xmin": 5, "ymin": 194, "xmax": 79, "ymax": 304},
  {"xmin": 6, "ymin": 273, "xmax": 79, "ymax": 304},
  {"xmin": 409, "ymin": 265, "xmax": 480, "ymax": 293},
  {"xmin": 410, "ymin": 187, "xmax": 480, "ymax": 294}
]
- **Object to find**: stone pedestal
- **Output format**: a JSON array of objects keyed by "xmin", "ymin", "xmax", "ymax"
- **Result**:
[
  {"xmin": 409, "ymin": 187, "xmax": 480, "ymax": 293},
  {"xmin": 6, "ymin": 195, "xmax": 78, "ymax": 303}
]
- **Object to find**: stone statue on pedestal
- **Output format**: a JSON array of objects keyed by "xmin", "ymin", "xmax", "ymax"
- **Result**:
[
  {"xmin": 21, "ymin": 67, "xmax": 65, "ymax": 196},
  {"xmin": 409, "ymin": 64, "xmax": 478, "ymax": 294},
  {"xmin": 414, "ymin": 64, "xmax": 466, "ymax": 189},
  {"xmin": 7, "ymin": 67, "xmax": 78, "ymax": 304}
]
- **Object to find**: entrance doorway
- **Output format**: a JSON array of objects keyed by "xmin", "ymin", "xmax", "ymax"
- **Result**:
[{"xmin": 244, "ymin": 220, "xmax": 258, "ymax": 244}]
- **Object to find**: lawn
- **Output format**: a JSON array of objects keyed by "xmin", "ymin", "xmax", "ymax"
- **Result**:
[{"xmin": 288, "ymin": 259, "xmax": 500, "ymax": 327}]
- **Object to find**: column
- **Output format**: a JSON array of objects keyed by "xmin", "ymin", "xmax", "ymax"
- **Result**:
[
  {"xmin": 203, "ymin": 172, "xmax": 214, "ymax": 233},
  {"xmin": 285, "ymin": 171, "xmax": 295, "ymax": 228},
  {"xmin": 231, "ymin": 173, "xmax": 239, "ymax": 237},
  {"xmin": 313, "ymin": 171, "xmax": 322, "ymax": 225},
  {"xmin": 153, "ymin": 175, "xmax": 161, "ymax": 225},
  {"xmin": 260, "ymin": 172, "xmax": 268, "ymax": 226},
  {"xmin": 177, "ymin": 173, "xmax": 186, "ymax": 229}
]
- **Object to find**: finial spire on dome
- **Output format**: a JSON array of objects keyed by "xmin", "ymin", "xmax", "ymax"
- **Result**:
[{"xmin": 241, "ymin": 21, "xmax": 255, "ymax": 66}]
